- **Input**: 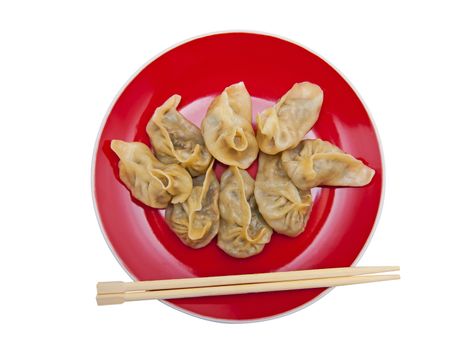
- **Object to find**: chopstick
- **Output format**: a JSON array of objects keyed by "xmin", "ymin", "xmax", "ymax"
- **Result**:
[
  {"xmin": 97, "ymin": 266, "xmax": 399, "ymax": 294},
  {"xmin": 96, "ymin": 266, "xmax": 399, "ymax": 306},
  {"xmin": 97, "ymin": 274, "xmax": 399, "ymax": 305}
]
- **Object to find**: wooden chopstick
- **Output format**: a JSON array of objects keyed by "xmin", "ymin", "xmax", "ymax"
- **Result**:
[
  {"xmin": 97, "ymin": 266, "xmax": 399, "ymax": 295},
  {"xmin": 96, "ymin": 274, "xmax": 399, "ymax": 305}
]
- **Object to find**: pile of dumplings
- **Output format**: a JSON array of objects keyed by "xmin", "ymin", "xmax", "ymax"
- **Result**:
[{"xmin": 111, "ymin": 82, "xmax": 375, "ymax": 258}]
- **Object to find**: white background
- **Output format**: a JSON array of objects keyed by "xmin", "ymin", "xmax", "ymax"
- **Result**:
[{"xmin": 1, "ymin": 1, "xmax": 473, "ymax": 349}]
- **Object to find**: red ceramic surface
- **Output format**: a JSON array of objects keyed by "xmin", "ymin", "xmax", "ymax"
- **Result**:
[{"xmin": 93, "ymin": 32, "xmax": 383, "ymax": 322}]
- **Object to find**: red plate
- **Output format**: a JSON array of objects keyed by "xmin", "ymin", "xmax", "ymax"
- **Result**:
[{"xmin": 93, "ymin": 32, "xmax": 383, "ymax": 322}]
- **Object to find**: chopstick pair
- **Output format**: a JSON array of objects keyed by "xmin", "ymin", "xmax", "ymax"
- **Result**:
[{"xmin": 96, "ymin": 266, "xmax": 400, "ymax": 306}]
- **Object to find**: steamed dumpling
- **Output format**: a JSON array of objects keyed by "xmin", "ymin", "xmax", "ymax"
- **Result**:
[
  {"xmin": 146, "ymin": 95, "xmax": 212, "ymax": 176},
  {"xmin": 111, "ymin": 140, "xmax": 193, "ymax": 208},
  {"xmin": 201, "ymin": 82, "xmax": 259, "ymax": 169},
  {"xmin": 256, "ymin": 82, "xmax": 323, "ymax": 154},
  {"xmin": 165, "ymin": 162, "xmax": 220, "ymax": 248},
  {"xmin": 254, "ymin": 153, "xmax": 312, "ymax": 237},
  {"xmin": 281, "ymin": 139, "xmax": 375, "ymax": 189},
  {"xmin": 218, "ymin": 167, "xmax": 272, "ymax": 258}
]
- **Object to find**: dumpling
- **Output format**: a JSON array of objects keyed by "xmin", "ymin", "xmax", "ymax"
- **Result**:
[
  {"xmin": 111, "ymin": 140, "xmax": 193, "ymax": 208},
  {"xmin": 218, "ymin": 166, "xmax": 272, "ymax": 258},
  {"xmin": 254, "ymin": 153, "xmax": 313, "ymax": 237},
  {"xmin": 256, "ymin": 82, "xmax": 324, "ymax": 155},
  {"xmin": 201, "ymin": 82, "xmax": 259, "ymax": 169},
  {"xmin": 165, "ymin": 161, "xmax": 220, "ymax": 248},
  {"xmin": 281, "ymin": 139, "xmax": 375, "ymax": 189},
  {"xmin": 146, "ymin": 95, "xmax": 212, "ymax": 176}
]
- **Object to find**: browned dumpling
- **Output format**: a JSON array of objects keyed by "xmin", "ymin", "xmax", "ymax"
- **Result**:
[
  {"xmin": 281, "ymin": 139, "xmax": 375, "ymax": 190},
  {"xmin": 165, "ymin": 162, "xmax": 220, "ymax": 248},
  {"xmin": 218, "ymin": 167, "xmax": 272, "ymax": 258},
  {"xmin": 111, "ymin": 140, "xmax": 193, "ymax": 208},
  {"xmin": 256, "ymin": 82, "xmax": 323, "ymax": 155},
  {"xmin": 254, "ymin": 153, "xmax": 312, "ymax": 237},
  {"xmin": 146, "ymin": 95, "xmax": 212, "ymax": 176},
  {"xmin": 201, "ymin": 82, "xmax": 259, "ymax": 169}
]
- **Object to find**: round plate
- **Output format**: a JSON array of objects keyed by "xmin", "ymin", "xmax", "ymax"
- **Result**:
[{"xmin": 93, "ymin": 32, "xmax": 383, "ymax": 322}]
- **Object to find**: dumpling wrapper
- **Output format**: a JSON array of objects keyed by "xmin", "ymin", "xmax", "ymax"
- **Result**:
[
  {"xmin": 254, "ymin": 153, "xmax": 312, "ymax": 237},
  {"xmin": 256, "ymin": 82, "xmax": 323, "ymax": 155},
  {"xmin": 201, "ymin": 82, "xmax": 259, "ymax": 169},
  {"xmin": 146, "ymin": 95, "xmax": 212, "ymax": 176},
  {"xmin": 111, "ymin": 140, "xmax": 193, "ymax": 208},
  {"xmin": 218, "ymin": 166, "xmax": 272, "ymax": 258},
  {"xmin": 165, "ymin": 161, "xmax": 220, "ymax": 248},
  {"xmin": 281, "ymin": 139, "xmax": 375, "ymax": 189}
]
